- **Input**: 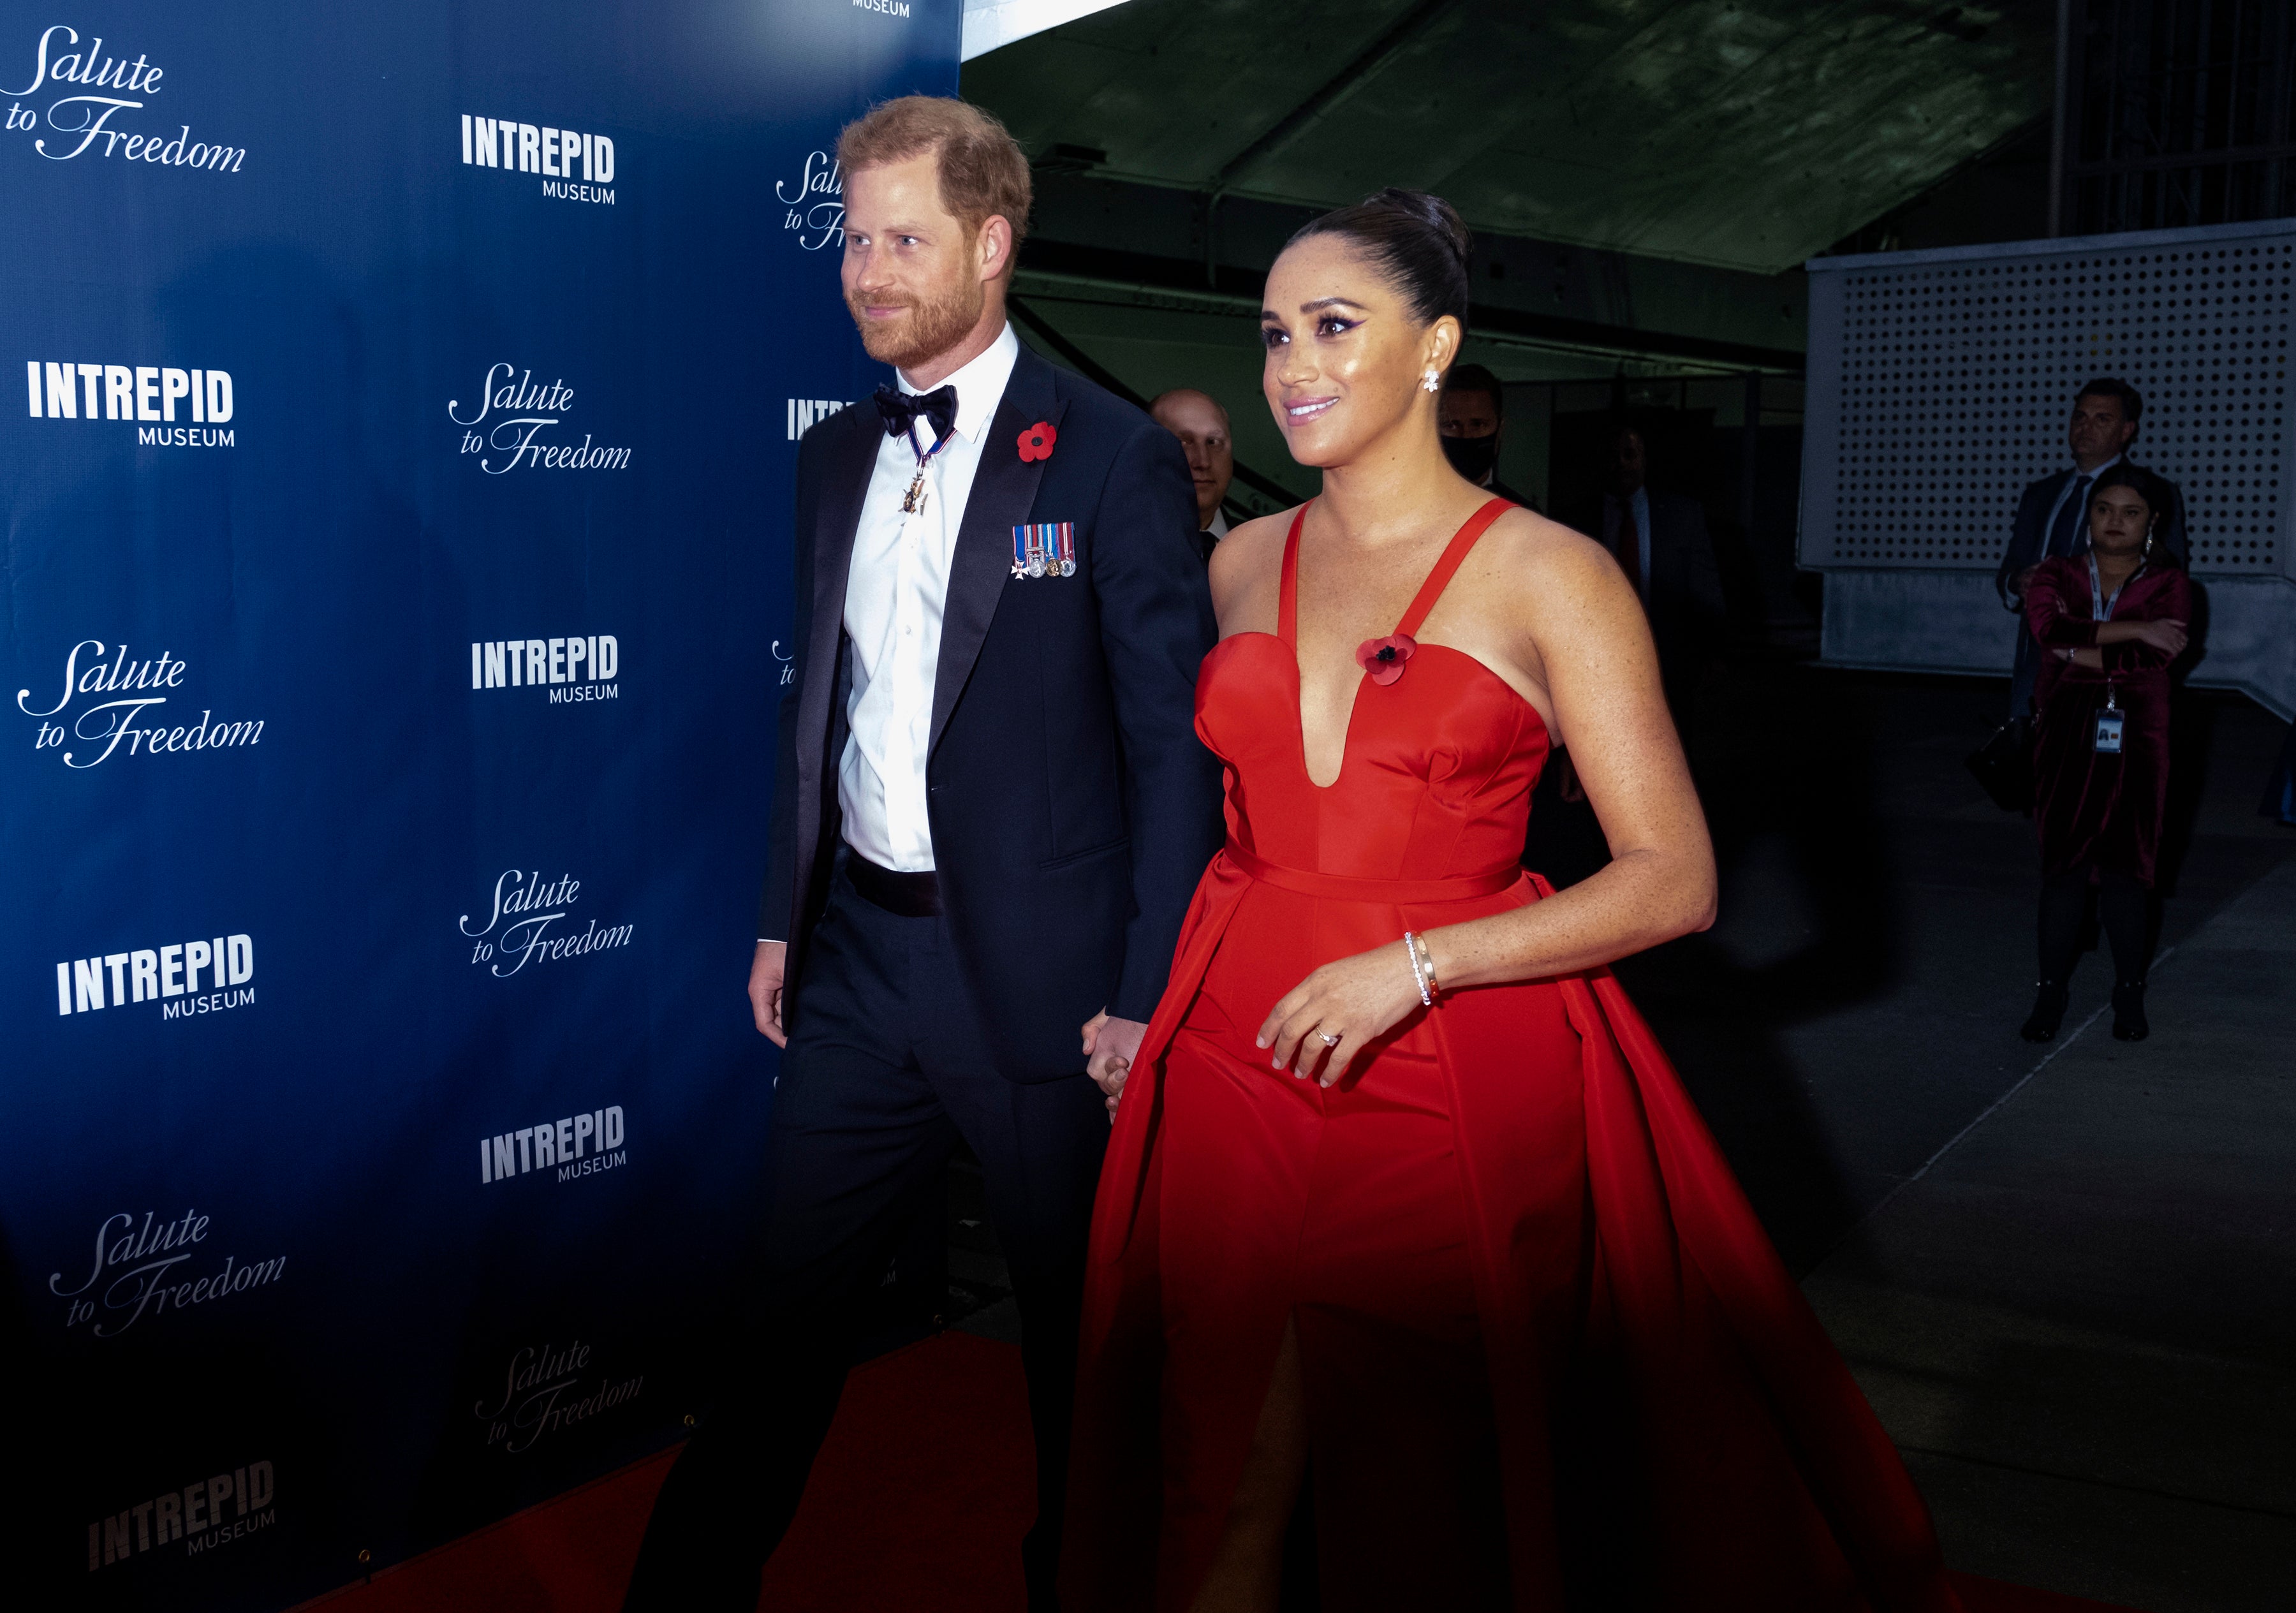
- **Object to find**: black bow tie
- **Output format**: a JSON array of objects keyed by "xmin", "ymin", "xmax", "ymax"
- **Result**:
[{"xmin": 874, "ymin": 384, "xmax": 957, "ymax": 452}]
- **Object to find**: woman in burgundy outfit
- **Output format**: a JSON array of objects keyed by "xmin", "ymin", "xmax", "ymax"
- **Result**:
[
  {"xmin": 2019, "ymin": 462, "xmax": 2191, "ymax": 1042},
  {"xmin": 1063, "ymin": 189, "xmax": 1959, "ymax": 1613}
]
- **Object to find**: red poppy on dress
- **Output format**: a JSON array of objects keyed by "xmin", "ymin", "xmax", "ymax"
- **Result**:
[
  {"xmin": 1355, "ymin": 633, "xmax": 1417, "ymax": 686},
  {"xmin": 1017, "ymin": 420, "xmax": 1057, "ymax": 462}
]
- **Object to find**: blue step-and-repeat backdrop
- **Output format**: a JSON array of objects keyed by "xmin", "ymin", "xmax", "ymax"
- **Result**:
[{"xmin": 2, "ymin": 4, "xmax": 956, "ymax": 1606}]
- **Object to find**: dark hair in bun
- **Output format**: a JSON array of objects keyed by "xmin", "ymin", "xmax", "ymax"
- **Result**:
[{"xmin": 1287, "ymin": 188, "xmax": 1471, "ymax": 332}]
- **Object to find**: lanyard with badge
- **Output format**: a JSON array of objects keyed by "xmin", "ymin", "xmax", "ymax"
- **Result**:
[{"xmin": 2086, "ymin": 552, "xmax": 2136, "ymax": 755}]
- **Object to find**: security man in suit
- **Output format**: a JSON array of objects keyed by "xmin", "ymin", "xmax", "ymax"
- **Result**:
[
  {"xmin": 1997, "ymin": 378, "xmax": 2188, "ymax": 718},
  {"xmin": 1596, "ymin": 420, "xmax": 1724, "ymax": 734},
  {"xmin": 624, "ymin": 96, "xmax": 1220, "ymax": 1613}
]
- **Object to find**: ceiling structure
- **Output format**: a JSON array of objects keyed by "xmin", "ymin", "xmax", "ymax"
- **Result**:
[
  {"xmin": 964, "ymin": 0, "xmax": 2055, "ymax": 504},
  {"xmin": 967, "ymin": 0, "xmax": 2052, "ymax": 275}
]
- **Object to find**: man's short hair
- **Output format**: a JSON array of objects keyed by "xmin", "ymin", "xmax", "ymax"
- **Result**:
[
  {"xmin": 2077, "ymin": 376, "xmax": 2143, "ymax": 425},
  {"xmin": 1149, "ymin": 387, "xmax": 1230, "ymax": 426},
  {"xmin": 838, "ymin": 96, "xmax": 1032, "ymax": 262},
  {"xmin": 1443, "ymin": 363, "xmax": 1504, "ymax": 418}
]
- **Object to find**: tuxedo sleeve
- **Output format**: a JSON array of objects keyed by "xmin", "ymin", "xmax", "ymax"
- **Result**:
[
  {"xmin": 758, "ymin": 432, "xmax": 822, "ymax": 943},
  {"xmin": 1092, "ymin": 419, "xmax": 1223, "ymax": 1023}
]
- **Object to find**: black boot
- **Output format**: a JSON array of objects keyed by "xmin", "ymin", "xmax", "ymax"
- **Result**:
[
  {"xmin": 2112, "ymin": 979, "xmax": 2149, "ymax": 1042},
  {"xmin": 2020, "ymin": 980, "xmax": 2071, "ymax": 1042}
]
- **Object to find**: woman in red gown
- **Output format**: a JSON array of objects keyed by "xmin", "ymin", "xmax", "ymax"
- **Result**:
[{"xmin": 1063, "ymin": 189, "xmax": 1959, "ymax": 1612}]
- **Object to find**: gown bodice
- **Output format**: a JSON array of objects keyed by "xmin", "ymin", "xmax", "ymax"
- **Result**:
[{"xmin": 1195, "ymin": 499, "xmax": 1547, "ymax": 885}]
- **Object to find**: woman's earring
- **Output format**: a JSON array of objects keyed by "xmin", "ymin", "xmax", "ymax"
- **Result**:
[{"xmin": 1422, "ymin": 371, "xmax": 1440, "ymax": 394}]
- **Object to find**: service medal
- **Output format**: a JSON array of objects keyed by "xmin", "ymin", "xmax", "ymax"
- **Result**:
[{"xmin": 1027, "ymin": 554, "xmax": 1048, "ymax": 578}]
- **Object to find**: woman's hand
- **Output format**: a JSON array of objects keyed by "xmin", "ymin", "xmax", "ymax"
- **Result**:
[{"xmin": 1257, "ymin": 939, "xmax": 1426, "ymax": 1088}]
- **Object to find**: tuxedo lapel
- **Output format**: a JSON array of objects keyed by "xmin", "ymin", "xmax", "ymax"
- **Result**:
[
  {"xmin": 929, "ymin": 347, "xmax": 1064, "ymax": 760},
  {"xmin": 797, "ymin": 411, "xmax": 879, "ymax": 793}
]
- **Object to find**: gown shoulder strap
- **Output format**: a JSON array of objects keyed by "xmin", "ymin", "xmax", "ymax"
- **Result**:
[
  {"xmin": 1394, "ymin": 497, "xmax": 1513, "ymax": 639},
  {"xmin": 1277, "ymin": 501, "xmax": 1311, "ymax": 647}
]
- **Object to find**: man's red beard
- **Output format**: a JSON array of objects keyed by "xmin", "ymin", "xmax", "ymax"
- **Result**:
[{"xmin": 847, "ymin": 276, "xmax": 986, "ymax": 372}]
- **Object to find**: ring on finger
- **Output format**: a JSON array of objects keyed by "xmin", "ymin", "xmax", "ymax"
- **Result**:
[{"xmin": 1320, "ymin": 1031, "xmax": 1342, "ymax": 1047}]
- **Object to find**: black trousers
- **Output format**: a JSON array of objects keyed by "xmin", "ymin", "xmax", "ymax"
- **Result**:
[
  {"xmin": 623, "ymin": 860, "xmax": 1110, "ymax": 1612},
  {"xmin": 2038, "ymin": 861, "xmax": 2151, "ymax": 986}
]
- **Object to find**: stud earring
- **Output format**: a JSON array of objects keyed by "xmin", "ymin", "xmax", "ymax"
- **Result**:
[{"xmin": 1421, "ymin": 372, "xmax": 1440, "ymax": 394}]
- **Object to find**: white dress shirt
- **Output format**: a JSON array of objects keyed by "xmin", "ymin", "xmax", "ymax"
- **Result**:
[{"xmin": 837, "ymin": 321, "xmax": 1020, "ymax": 872}]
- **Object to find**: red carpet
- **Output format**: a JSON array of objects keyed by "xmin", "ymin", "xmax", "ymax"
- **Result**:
[{"xmin": 308, "ymin": 1330, "xmax": 2137, "ymax": 1613}]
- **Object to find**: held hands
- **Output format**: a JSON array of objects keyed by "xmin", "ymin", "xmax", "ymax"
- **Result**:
[
  {"xmin": 1257, "ymin": 939, "xmax": 1428, "ymax": 1089},
  {"xmin": 749, "ymin": 941, "xmax": 788, "ymax": 1047},
  {"xmin": 1082, "ymin": 1010, "xmax": 1148, "ymax": 1119}
]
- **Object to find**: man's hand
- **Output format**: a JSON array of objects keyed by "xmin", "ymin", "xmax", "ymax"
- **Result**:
[
  {"xmin": 2010, "ymin": 564, "xmax": 2038, "ymax": 598},
  {"xmin": 1082, "ymin": 1010, "xmax": 1149, "ymax": 1119},
  {"xmin": 749, "ymin": 941, "xmax": 788, "ymax": 1047}
]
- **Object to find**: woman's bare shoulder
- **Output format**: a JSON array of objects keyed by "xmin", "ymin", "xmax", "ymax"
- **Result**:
[
  {"xmin": 1207, "ymin": 507, "xmax": 1295, "ymax": 622},
  {"xmin": 1211, "ymin": 509, "xmax": 1292, "ymax": 570},
  {"xmin": 1472, "ymin": 506, "xmax": 1628, "ymax": 608}
]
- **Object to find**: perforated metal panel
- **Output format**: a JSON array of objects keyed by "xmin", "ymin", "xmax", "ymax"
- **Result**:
[{"xmin": 1803, "ymin": 220, "xmax": 2296, "ymax": 578}]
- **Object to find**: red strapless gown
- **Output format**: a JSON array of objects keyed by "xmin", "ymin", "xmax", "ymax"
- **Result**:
[{"xmin": 1063, "ymin": 501, "xmax": 1960, "ymax": 1612}]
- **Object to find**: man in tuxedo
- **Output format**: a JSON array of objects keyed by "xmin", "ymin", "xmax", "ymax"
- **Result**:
[
  {"xmin": 623, "ymin": 96, "xmax": 1219, "ymax": 1612},
  {"xmin": 1439, "ymin": 362, "xmax": 1538, "ymax": 510},
  {"xmin": 1596, "ymin": 421, "xmax": 1723, "ymax": 732},
  {"xmin": 1996, "ymin": 378, "xmax": 2188, "ymax": 718},
  {"xmin": 1148, "ymin": 387, "xmax": 1234, "ymax": 561}
]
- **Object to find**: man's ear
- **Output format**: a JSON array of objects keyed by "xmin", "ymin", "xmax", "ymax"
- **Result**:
[{"xmin": 977, "ymin": 214, "xmax": 1014, "ymax": 283}]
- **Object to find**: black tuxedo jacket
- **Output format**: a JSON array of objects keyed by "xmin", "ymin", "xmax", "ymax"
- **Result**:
[
  {"xmin": 762, "ymin": 342, "xmax": 1223, "ymax": 1079},
  {"xmin": 1995, "ymin": 462, "xmax": 2189, "ymax": 605}
]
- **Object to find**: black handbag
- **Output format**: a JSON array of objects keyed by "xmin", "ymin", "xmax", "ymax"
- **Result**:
[{"xmin": 1966, "ymin": 714, "xmax": 2033, "ymax": 813}]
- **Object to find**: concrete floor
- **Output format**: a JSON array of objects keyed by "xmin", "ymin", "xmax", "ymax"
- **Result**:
[
  {"xmin": 943, "ymin": 665, "xmax": 2296, "ymax": 1606},
  {"xmin": 1807, "ymin": 855, "xmax": 2296, "ymax": 1611}
]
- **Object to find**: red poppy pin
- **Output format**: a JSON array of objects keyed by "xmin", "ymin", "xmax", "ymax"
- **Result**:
[
  {"xmin": 1017, "ymin": 420, "xmax": 1057, "ymax": 463},
  {"xmin": 1355, "ymin": 633, "xmax": 1417, "ymax": 686}
]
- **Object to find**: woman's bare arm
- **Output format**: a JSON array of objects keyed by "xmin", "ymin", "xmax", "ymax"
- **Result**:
[
  {"xmin": 1259, "ymin": 526, "xmax": 1717, "ymax": 1082},
  {"xmin": 1420, "ymin": 529, "xmax": 1716, "ymax": 989}
]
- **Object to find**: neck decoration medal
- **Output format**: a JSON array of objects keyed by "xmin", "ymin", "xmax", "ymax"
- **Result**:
[{"xmin": 902, "ymin": 429, "xmax": 951, "ymax": 516}]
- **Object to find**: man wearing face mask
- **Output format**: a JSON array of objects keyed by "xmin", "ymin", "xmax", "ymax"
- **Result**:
[{"xmin": 1438, "ymin": 363, "xmax": 1538, "ymax": 510}]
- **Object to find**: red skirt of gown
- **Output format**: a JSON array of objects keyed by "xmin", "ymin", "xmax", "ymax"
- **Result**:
[{"xmin": 1062, "ymin": 502, "xmax": 1960, "ymax": 1612}]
